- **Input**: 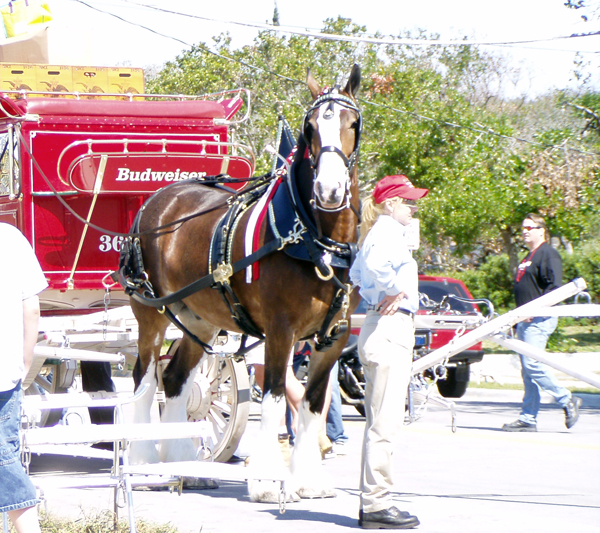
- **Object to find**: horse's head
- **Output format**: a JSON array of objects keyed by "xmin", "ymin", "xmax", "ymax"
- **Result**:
[{"xmin": 303, "ymin": 64, "xmax": 361, "ymax": 211}]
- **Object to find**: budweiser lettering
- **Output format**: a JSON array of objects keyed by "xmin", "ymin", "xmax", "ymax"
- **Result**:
[{"xmin": 115, "ymin": 168, "xmax": 208, "ymax": 182}]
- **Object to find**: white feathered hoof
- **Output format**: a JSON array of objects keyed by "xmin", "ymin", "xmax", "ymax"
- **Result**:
[
  {"xmin": 159, "ymin": 437, "xmax": 197, "ymax": 463},
  {"xmin": 129, "ymin": 440, "xmax": 160, "ymax": 465},
  {"xmin": 248, "ymin": 479, "xmax": 300, "ymax": 504},
  {"xmin": 296, "ymin": 486, "xmax": 337, "ymax": 499}
]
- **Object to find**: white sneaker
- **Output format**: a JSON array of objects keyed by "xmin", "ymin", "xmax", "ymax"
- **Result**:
[
  {"xmin": 332, "ymin": 441, "xmax": 347, "ymax": 456},
  {"xmin": 323, "ymin": 448, "xmax": 337, "ymax": 460}
]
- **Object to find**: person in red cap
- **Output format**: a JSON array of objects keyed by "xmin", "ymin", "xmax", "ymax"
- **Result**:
[{"xmin": 349, "ymin": 174, "xmax": 428, "ymax": 529}]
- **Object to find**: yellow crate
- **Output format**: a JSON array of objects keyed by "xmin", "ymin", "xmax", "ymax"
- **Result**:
[
  {"xmin": 35, "ymin": 64, "xmax": 73, "ymax": 98},
  {"xmin": 72, "ymin": 66, "xmax": 108, "ymax": 99},
  {"xmin": 107, "ymin": 67, "xmax": 145, "ymax": 98},
  {"xmin": 0, "ymin": 63, "xmax": 37, "ymax": 93}
]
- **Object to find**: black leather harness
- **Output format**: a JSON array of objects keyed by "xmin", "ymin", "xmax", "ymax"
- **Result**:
[{"xmin": 119, "ymin": 94, "xmax": 361, "ymax": 353}]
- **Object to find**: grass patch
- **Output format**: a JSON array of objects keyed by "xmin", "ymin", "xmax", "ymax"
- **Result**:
[
  {"xmin": 468, "ymin": 380, "xmax": 600, "ymax": 395},
  {"xmin": 6, "ymin": 510, "xmax": 180, "ymax": 533},
  {"xmin": 483, "ymin": 323, "xmax": 600, "ymax": 354},
  {"xmin": 468, "ymin": 381, "xmax": 524, "ymax": 391}
]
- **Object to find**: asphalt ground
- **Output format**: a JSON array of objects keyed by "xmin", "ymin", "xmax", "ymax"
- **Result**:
[{"xmin": 26, "ymin": 375, "xmax": 600, "ymax": 533}]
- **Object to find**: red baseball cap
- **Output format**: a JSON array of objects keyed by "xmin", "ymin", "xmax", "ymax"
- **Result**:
[{"xmin": 373, "ymin": 175, "xmax": 428, "ymax": 204}]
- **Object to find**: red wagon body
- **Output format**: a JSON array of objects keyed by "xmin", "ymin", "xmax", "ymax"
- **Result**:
[{"xmin": 0, "ymin": 87, "xmax": 254, "ymax": 311}]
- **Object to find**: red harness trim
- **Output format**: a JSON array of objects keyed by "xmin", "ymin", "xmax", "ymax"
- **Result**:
[{"xmin": 251, "ymin": 177, "xmax": 283, "ymax": 281}]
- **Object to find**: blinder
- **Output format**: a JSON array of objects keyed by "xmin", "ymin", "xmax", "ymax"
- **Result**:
[{"xmin": 302, "ymin": 89, "xmax": 362, "ymax": 171}]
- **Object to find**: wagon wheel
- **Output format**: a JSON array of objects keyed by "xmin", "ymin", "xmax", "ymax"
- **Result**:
[
  {"xmin": 166, "ymin": 339, "xmax": 250, "ymax": 463},
  {"xmin": 24, "ymin": 359, "xmax": 77, "ymax": 427}
]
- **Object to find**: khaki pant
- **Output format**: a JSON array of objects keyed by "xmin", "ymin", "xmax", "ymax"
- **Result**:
[{"xmin": 358, "ymin": 310, "xmax": 414, "ymax": 513}]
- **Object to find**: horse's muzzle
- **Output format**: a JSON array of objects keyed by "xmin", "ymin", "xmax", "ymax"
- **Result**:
[{"xmin": 314, "ymin": 180, "xmax": 345, "ymax": 209}]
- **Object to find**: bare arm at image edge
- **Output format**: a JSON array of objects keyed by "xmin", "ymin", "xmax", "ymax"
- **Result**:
[{"xmin": 23, "ymin": 294, "xmax": 41, "ymax": 378}]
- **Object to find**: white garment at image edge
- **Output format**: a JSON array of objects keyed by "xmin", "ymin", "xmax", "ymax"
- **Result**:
[{"xmin": 0, "ymin": 223, "xmax": 47, "ymax": 391}]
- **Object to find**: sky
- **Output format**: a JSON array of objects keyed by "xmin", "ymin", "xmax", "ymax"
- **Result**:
[{"xmin": 37, "ymin": 0, "xmax": 600, "ymax": 97}]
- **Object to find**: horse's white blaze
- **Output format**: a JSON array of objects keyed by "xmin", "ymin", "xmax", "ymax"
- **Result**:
[
  {"xmin": 289, "ymin": 399, "xmax": 335, "ymax": 498},
  {"xmin": 247, "ymin": 391, "xmax": 290, "ymax": 503},
  {"xmin": 159, "ymin": 366, "xmax": 199, "ymax": 462},
  {"xmin": 314, "ymin": 103, "xmax": 348, "ymax": 208},
  {"xmin": 130, "ymin": 358, "xmax": 160, "ymax": 464}
]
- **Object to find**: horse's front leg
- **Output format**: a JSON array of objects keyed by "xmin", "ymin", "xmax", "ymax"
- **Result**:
[
  {"xmin": 289, "ymin": 348, "xmax": 339, "ymax": 499},
  {"xmin": 129, "ymin": 356, "xmax": 160, "ymax": 464},
  {"xmin": 247, "ymin": 390, "xmax": 292, "ymax": 502},
  {"xmin": 247, "ymin": 336, "xmax": 298, "ymax": 503}
]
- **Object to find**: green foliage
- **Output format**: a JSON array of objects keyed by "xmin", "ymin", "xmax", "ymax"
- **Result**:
[
  {"xmin": 562, "ymin": 239, "xmax": 600, "ymax": 302},
  {"xmin": 146, "ymin": 17, "xmax": 600, "ymax": 266},
  {"xmin": 438, "ymin": 237, "xmax": 600, "ymax": 319},
  {"xmin": 147, "ymin": 18, "xmax": 372, "ymax": 175},
  {"xmin": 443, "ymin": 254, "xmax": 514, "ymax": 314}
]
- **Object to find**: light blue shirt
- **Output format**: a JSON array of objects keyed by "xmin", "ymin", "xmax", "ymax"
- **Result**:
[{"xmin": 349, "ymin": 215, "xmax": 419, "ymax": 313}]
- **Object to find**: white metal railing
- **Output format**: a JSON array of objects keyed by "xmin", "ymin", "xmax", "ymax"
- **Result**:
[{"xmin": 412, "ymin": 278, "xmax": 600, "ymax": 390}]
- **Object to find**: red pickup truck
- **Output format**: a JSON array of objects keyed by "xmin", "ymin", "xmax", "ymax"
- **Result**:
[{"xmin": 340, "ymin": 275, "xmax": 488, "ymax": 413}]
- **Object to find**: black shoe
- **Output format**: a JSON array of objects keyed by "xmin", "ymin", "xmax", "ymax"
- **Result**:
[
  {"xmin": 502, "ymin": 420, "xmax": 537, "ymax": 432},
  {"xmin": 564, "ymin": 397, "xmax": 582, "ymax": 429},
  {"xmin": 359, "ymin": 506, "xmax": 420, "ymax": 529}
]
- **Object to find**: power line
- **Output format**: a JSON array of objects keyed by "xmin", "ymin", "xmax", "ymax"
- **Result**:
[
  {"xmin": 69, "ymin": 0, "xmax": 302, "ymax": 84},
  {"xmin": 117, "ymin": 0, "xmax": 600, "ymax": 51},
  {"xmin": 69, "ymin": 0, "xmax": 600, "ymax": 157}
]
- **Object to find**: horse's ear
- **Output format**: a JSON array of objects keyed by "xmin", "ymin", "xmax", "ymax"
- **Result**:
[
  {"xmin": 307, "ymin": 68, "xmax": 322, "ymax": 100},
  {"xmin": 344, "ymin": 64, "xmax": 361, "ymax": 100}
]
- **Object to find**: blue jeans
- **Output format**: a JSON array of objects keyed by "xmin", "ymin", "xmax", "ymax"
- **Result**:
[
  {"xmin": 0, "ymin": 383, "xmax": 40, "ymax": 513},
  {"xmin": 326, "ymin": 361, "xmax": 348, "ymax": 444},
  {"xmin": 516, "ymin": 317, "xmax": 571, "ymax": 424}
]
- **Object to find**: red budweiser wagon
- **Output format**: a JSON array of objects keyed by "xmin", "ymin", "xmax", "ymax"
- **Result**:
[{"xmin": 0, "ymin": 75, "xmax": 254, "ymax": 460}]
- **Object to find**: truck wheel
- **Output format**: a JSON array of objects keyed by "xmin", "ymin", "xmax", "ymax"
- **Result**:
[{"xmin": 436, "ymin": 365, "xmax": 470, "ymax": 398}]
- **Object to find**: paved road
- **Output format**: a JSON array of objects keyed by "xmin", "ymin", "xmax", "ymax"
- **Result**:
[{"xmin": 27, "ymin": 387, "xmax": 600, "ymax": 533}]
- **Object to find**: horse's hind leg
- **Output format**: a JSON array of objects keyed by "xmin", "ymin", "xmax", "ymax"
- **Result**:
[
  {"xmin": 129, "ymin": 301, "xmax": 170, "ymax": 464},
  {"xmin": 159, "ymin": 333, "xmax": 214, "ymax": 462}
]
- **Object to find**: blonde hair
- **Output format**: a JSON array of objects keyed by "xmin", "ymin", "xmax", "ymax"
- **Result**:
[
  {"xmin": 358, "ymin": 195, "xmax": 401, "ymax": 247},
  {"xmin": 524, "ymin": 213, "xmax": 549, "ymax": 242}
]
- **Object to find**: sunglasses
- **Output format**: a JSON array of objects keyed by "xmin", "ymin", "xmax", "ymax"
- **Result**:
[
  {"xmin": 401, "ymin": 199, "xmax": 418, "ymax": 207},
  {"xmin": 522, "ymin": 225, "xmax": 542, "ymax": 231}
]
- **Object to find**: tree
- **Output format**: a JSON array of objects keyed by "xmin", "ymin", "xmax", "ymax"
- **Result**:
[{"xmin": 146, "ymin": 18, "xmax": 600, "ymax": 275}]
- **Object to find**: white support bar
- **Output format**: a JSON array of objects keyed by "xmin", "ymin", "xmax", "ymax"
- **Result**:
[
  {"xmin": 22, "ymin": 384, "xmax": 149, "ymax": 412},
  {"xmin": 23, "ymin": 421, "xmax": 214, "ymax": 447},
  {"xmin": 414, "ymin": 314, "xmax": 487, "ymax": 330},
  {"xmin": 490, "ymin": 335, "xmax": 600, "ymax": 390},
  {"xmin": 411, "ymin": 278, "xmax": 587, "ymax": 375},
  {"xmin": 510, "ymin": 304, "xmax": 600, "ymax": 318},
  {"xmin": 33, "ymin": 345, "xmax": 126, "ymax": 364},
  {"xmin": 123, "ymin": 461, "xmax": 287, "ymax": 483}
]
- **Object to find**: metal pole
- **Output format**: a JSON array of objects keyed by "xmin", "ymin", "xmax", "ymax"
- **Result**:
[
  {"xmin": 490, "ymin": 335, "xmax": 600, "ymax": 390},
  {"xmin": 411, "ymin": 278, "xmax": 587, "ymax": 375}
]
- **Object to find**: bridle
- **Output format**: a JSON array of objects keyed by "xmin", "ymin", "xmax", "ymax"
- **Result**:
[{"xmin": 302, "ymin": 87, "xmax": 362, "ymax": 213}]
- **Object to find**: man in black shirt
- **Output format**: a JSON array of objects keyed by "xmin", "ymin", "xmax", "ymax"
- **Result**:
[{"xmin": 502, "ymin": 213, "xmax": 582, "ymax": 432}]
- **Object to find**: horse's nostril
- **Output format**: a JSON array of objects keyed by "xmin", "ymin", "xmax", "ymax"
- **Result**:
[{"xmin": 315, "ymin": 181, "xmax": 326, "ymax": 198}]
